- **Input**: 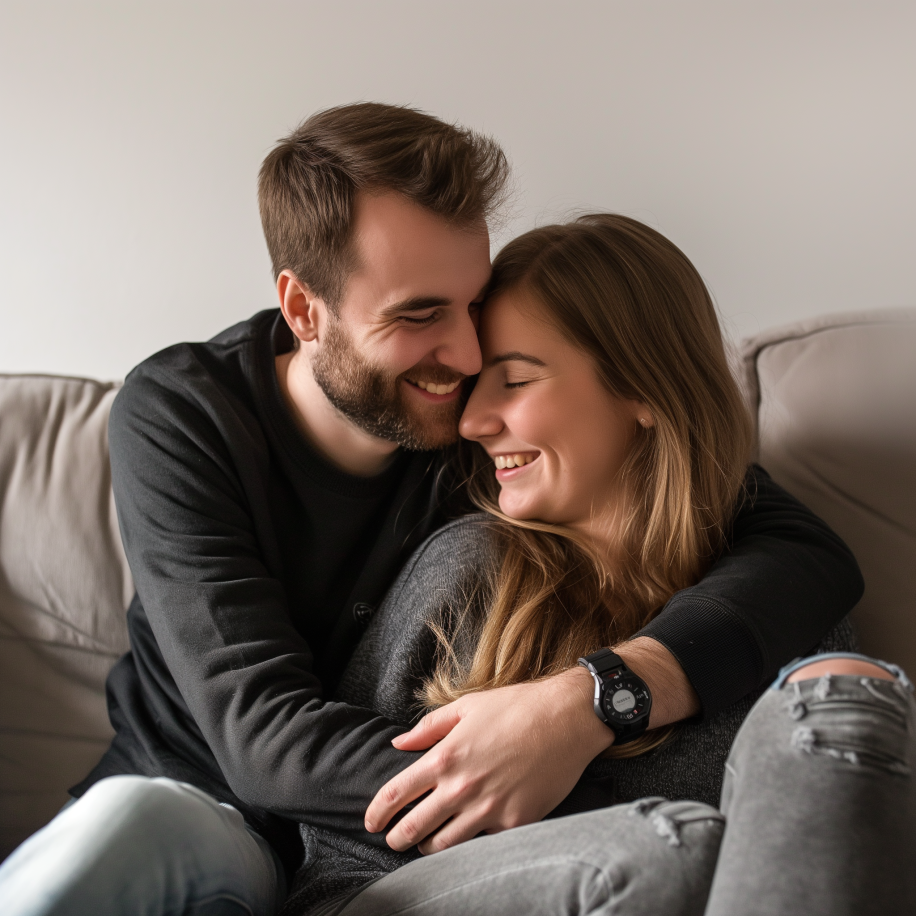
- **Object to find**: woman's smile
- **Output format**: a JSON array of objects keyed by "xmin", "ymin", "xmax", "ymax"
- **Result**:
[{"xmin": 492, "ymin": 451, "xmax": 541, "ymax": 479}]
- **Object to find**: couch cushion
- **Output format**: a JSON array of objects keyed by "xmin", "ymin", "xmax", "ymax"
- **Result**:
[
  {"xmin": 0, "ymin": 374, "xmax": 133, "ymax": 858},
  {"xmin": 741, "ymin": 310, "xmax": 916, "ymax": 675}
]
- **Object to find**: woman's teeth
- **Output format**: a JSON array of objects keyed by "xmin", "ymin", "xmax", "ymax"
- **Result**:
[
  {"xmin": 494, "ymin": 454, "xmax": 536, "ymax": 470},
  {"xmin": 413, "ymin": 379, "xmax": 460, "ymax": 395}
]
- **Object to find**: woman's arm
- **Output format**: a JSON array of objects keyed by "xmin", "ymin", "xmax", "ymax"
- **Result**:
[{"xmin": 333, "ymin": 514, "xmax": 497, "ymax": 722}]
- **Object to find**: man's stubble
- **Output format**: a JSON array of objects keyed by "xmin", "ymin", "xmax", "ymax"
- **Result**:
[{"xmin": 310, "ymin": 317, "xmax": 464, "ymax": 452}]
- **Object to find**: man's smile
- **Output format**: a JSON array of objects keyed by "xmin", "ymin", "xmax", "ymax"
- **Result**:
[{"xmin": 403, "ymin": 376, "xmax": 463, "ymax": 401}]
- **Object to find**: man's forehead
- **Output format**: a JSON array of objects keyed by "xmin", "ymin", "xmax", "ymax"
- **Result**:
[
  {"xmin": 352, "ymin": 194, "xmax": 490, "ymax": 268},
  {"xmin": 353, "ymin": 189, "xmax": 487, "ymax": 236}
]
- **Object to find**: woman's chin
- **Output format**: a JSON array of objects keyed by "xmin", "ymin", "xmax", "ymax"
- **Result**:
[{"xmin": 497, "ymin": 493, "xmax": 544, "ymax": 522}]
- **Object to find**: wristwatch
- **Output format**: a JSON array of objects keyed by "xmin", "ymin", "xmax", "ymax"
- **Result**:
[{"xmin": 577, "ymin": 648, "xmax": 652, "ymax": 744}]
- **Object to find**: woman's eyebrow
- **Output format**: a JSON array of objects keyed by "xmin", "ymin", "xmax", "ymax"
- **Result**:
[{"xmin": 488, "ymin": 351, "xmax": 547, "ymax": 368}]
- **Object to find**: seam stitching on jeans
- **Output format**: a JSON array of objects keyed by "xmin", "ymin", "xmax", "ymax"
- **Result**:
[{"xmin": 363, "ymin": 857, "xmax": 611, "ymax": 916}]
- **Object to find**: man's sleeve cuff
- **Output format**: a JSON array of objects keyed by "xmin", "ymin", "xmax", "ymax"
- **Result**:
[{"xmin": 636, "ymin": 597, "xmax": 765, "ymax": 718}]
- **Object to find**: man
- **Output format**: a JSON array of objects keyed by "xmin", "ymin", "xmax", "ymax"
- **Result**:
[{"xmin": 0, "ymin": 103, "xmax": 862, "ymax": 915}]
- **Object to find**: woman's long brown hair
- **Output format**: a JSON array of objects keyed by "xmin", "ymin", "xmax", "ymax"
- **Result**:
[{"xmin": 423, "ymin": 214, "xmax": 753, "ymax": 757}]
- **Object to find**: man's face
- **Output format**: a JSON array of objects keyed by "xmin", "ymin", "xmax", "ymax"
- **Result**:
[{"xmin": 311, "ymin": 192, "xmax": 492, "ymax": 450}]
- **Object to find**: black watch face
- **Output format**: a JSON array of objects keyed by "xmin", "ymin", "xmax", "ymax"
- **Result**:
[{"xmin": 601, "ymin": 677, "xmax": 651, "ymax": 724}]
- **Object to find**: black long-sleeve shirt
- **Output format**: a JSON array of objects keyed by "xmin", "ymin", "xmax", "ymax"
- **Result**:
[{"xmin": 72, "ymin": 309, "xmax": 864, "ymax": 877}]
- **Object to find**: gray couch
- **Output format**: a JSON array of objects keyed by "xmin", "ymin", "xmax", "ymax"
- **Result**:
[{"xmin": 1, "ymin": 309, "xmax": 914, "ymax": 861}]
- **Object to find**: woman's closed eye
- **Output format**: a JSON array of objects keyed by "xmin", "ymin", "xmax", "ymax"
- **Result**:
[{"xmin": 504, "ymin": 372, "xmax": 544, "ymax": 389}]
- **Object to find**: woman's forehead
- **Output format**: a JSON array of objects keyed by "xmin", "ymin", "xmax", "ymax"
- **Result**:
[{"xmin": 480, "ymin": 289, "xmax": 569, "ymax": 360}]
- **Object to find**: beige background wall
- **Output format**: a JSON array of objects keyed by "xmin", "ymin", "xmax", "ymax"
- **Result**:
[{"xmin": 1, "ymin": 1, "xmax": 914, "ymax": 381}]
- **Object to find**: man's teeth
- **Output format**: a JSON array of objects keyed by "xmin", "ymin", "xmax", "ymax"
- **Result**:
[
  {"xmin": 414, "ymin": 380, "xmax": 460, "ymax": 395},
  {"xmin": 494, "ymin": 454, "xmax": 536, "ymax": 470}
]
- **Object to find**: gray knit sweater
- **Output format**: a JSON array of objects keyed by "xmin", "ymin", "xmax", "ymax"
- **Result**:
[{"xmin": 281, "ymin": 515, "xmax": 856, "ymax": 915}]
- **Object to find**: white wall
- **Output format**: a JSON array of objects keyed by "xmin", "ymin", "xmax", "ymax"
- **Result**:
[{"xmin": 2, "ymin": 1, "xmax": 914, "ymax": 381}]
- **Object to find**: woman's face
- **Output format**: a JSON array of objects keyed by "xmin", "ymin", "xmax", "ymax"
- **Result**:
[{"xmin": 459, "ymin": 288, "xmax": 648, "ymax": 538}]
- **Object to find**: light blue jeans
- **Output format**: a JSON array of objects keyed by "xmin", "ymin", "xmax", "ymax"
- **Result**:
[{"xmin": 0, "ymin": 776, "xmax": 284, "ymax": 915}]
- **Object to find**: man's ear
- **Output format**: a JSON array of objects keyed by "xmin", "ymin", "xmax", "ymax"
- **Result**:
[{"xmin": 277, "ymin": 270, "xmax": 327, "ymax": 344}]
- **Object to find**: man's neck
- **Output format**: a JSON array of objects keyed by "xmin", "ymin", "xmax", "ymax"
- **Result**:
[{"xmin": 275, "ymin": 349, "xmax": 400, "ymax": 477}]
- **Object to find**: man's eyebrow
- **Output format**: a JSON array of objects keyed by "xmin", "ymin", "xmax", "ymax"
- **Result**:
[
  {"xmin": 488, "ymin": 351, "xmax": 547, "ymax": 368},
  {"xmin": 379, "ymin": 296, "xmax": 451, "ymax": 318}
]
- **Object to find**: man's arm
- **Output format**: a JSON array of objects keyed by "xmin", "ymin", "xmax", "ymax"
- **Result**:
[
  {"xmin": 362, "ymin": 641, "xmax": 697, "ymax": 854},
  {"xmin": 615, "ymin": 636, "xmax": 700, "ymax": 724},
  {"xmin": 108, "ymin": 358, "xmax": 422, "ymax": 847},
  {"xmin": 637, "ymin": 464, "xmax": 865, "ymax": 715},
  {"xmin": 366, "ymin": 465, "xmax": 863, "ymax": 853}
]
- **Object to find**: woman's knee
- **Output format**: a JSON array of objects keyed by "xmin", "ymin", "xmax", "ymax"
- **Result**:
[
  {"xmin": 521, "ymin": 801, "xmax": 723, "ymax": 896},
  {"xmin": 531, "ymin": 801, "xmax": 725, "ymax": 915}
]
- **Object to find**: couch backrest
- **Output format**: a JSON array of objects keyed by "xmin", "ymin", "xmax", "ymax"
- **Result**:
[
  {"xmin": 741, "ymin": 310, "xmax": 916, "ymax": 674},
  {"xmin": 0, "ymin": 374, "xmax": 133, "ymax": 858}
]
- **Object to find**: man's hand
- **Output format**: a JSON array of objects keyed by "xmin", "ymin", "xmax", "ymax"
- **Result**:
[
  {"xmin": 365, "ymin": 637, "xmax": 699, "ymax": 855},
  {"xmin": 364, "ymin": 666, "xmax": 612, "ymax": 855}
]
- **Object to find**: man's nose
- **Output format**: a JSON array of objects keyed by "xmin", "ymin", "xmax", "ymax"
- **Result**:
[
  {"xmin": 459, "ymin": 381, "xmax": 503, "ymax": 441},
  {"xmin": 431, "ymin": 308, "xmax": 483, "ymax": 378}
]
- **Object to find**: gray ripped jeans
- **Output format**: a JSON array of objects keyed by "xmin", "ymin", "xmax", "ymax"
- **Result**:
[{"xmin": 312, "ymin": 654, "xmax": 916, "ymax": 916}]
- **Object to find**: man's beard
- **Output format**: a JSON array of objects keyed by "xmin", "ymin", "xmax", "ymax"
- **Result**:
[{"xmin": 310, "ymin": 318, "xmax": 464, "ymax": 451}]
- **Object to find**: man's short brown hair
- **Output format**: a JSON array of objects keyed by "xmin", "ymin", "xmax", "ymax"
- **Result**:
[{"xmin": 258, "ymin": 102, "xmax": 509, "ymax": 308}]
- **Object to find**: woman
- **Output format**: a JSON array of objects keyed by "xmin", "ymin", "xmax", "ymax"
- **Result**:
[{"xmin": 283, "ymin": 215, "xmax": 879, "ymax": 915}]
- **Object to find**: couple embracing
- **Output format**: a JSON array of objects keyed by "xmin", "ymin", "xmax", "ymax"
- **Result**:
[{"xmin": 2, "ymin": 103, "xmax": 912, "ymax": 916}]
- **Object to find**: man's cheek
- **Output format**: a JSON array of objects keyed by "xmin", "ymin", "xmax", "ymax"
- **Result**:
[{"xmin": 376, "ymin": 338, "xmax": 430, "ymax": 377}]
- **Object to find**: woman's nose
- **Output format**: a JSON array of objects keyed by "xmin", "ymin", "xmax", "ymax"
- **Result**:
[{"xmin": 459, "ymin": 381, "xmax": 504, "ymax": 441}]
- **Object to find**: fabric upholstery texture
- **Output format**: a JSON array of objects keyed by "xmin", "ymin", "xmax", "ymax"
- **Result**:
[
  {"xmin": 0, "ymin": 308, "xmax": 913, "ymax": 859},
  {"xmin": 0, "ymin": 375, "xmax": 133, "ymax": 858},
  {"xmin": 740, "ymin": 310, "xmax": 916, "ymax": 674}
]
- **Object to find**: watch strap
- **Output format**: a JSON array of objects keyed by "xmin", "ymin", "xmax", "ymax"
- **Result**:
[
  {"xmin": 579, "ymin": 648, "xmax": 626, "ymax": 678},
  {"xmin": 577, "ymin": 649, "xmax": 652, "ymax": 744}
]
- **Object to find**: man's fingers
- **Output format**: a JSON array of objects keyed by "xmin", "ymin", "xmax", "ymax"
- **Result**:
[
  {"xmin": 392, "ymin": 704, "xmax": 461, "ymax": 751},
  {"xmin": 417, "ymin": 811, "xmax": 491, "ymax": 856},
  {"xmin": 382, "ymin": 791, "xmax": 457, "ymax": 852},
  {"xmin": 365, "ymin": 757, "xmax": 439, "ymax": 834}
]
